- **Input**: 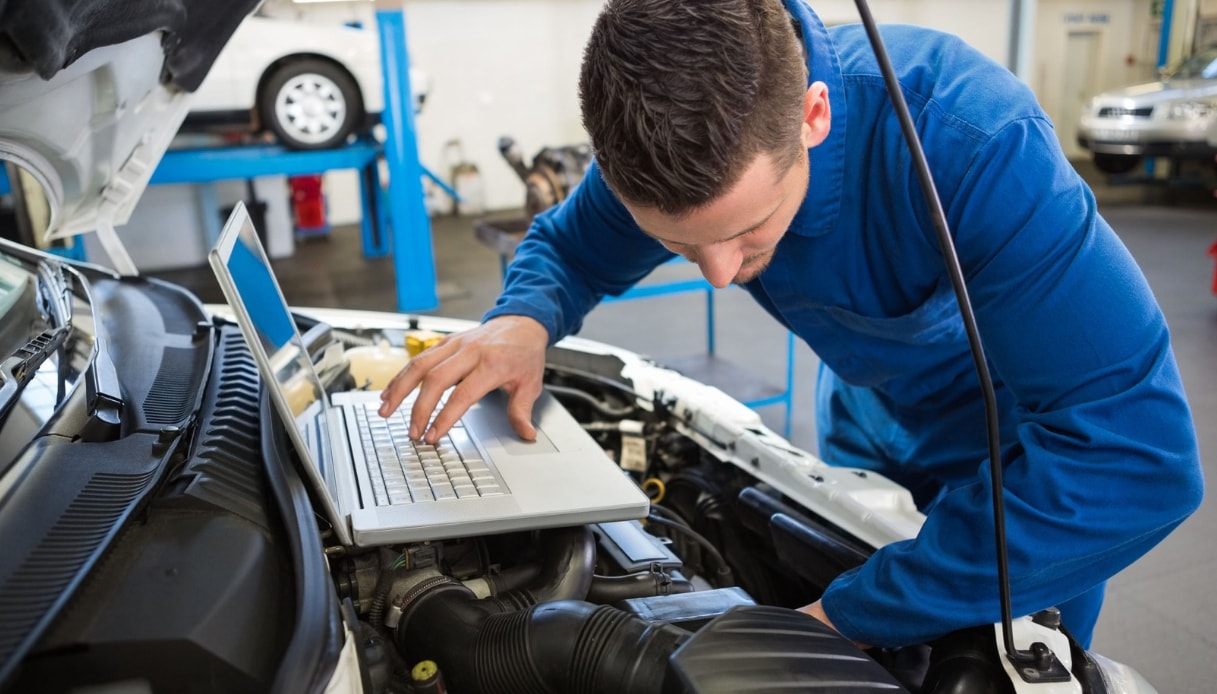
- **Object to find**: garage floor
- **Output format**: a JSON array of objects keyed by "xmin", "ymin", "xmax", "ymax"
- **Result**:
[{"xmin": 151, "ymin": 159, "xmax": 1217, "ymax": 691}]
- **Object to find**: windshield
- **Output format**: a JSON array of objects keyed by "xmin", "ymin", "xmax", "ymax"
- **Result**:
[
  {"xmin": 0, "ymin": 251, "xmax": 92, "ymax": 472},
  {"xmin": 1167, "ymin": 47, "xmax": 1217, "ymax": 79}
]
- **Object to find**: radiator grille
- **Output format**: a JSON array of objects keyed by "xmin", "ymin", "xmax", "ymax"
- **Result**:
[{"xmin": 1098, "ymin": 106, "xmax": 1153, "ymax": 118}]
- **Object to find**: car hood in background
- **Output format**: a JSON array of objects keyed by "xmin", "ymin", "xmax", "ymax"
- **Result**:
[
  {"xmin": 0, "ymin": 0, "xmax": 260, "ymax": 241},
  {"xmin": 0, "ymin": 0, "xmax": 262, "ymax": 91},
  {"xmin": 1094, "ymin": 78, "xmax": 1217, "ymax": 106}
]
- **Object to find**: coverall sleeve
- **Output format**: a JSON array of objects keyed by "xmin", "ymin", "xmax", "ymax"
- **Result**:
[
  {"xmin": 483, "ymin": 161, "xmax": 675, "ymax": 343},
  {"xmin": 821, "ymin": 116, "xmax": 1204, "ymax": 648}
]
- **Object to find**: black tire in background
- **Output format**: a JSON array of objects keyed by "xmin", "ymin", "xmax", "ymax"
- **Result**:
[
  {"xmin": 1092, "ymin": 153, "xmax": 1142, "ymax": 175},
  {"xmin": 258, "ymin": 57, "xmax": 364, "ymax": 150}
]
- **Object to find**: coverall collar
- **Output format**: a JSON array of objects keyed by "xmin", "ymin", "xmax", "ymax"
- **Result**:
[{"xmin": 782, "ymin": 0, "xmax": 847, "ymax": 238}]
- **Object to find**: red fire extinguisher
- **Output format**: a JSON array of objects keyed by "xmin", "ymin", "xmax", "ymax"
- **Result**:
[
  {"xmin": 1208, "ymin": 239, "xmax": 1217, "ymax": 295},
  {"xmin": 289, "ymin": 174, "xmax": 329, "ymax": 237}
]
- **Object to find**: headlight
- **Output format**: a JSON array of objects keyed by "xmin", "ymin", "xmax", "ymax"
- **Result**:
[
  {"xmin": 1167, "ymin": 100, "xmax": 1217, "ymax": 119},
  {"xmin": 1088, "ymin": 652, "xmax": 1159, "ymax": 693}
]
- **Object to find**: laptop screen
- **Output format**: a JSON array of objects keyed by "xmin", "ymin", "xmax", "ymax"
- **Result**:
[{"xmin": 210, "ymin": 203, "xmax": 338, "ymax": 494}]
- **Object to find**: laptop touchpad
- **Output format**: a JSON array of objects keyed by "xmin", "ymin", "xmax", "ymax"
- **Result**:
[
  {"xmin": 500, "ymin": 429, "xmax": 558, "ymax": 455},
  {"xmin": 465, "ymin": 405, "xmax": 559, "ymax": 455}
]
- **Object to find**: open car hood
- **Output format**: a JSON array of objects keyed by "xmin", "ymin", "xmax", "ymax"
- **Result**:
[{"xmin": 0, "ymin": 0, "xmax": 260, "ymax": 241}]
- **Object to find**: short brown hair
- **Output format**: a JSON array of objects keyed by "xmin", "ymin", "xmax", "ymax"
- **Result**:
[{"xmin": 579, "ymin": 0, "xmax": 808, "ymax": 215}]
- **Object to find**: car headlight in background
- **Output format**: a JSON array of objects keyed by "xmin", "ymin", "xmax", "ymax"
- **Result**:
[{"xmin": 1167, "ymin": 99, "xmax": 1217, "ymax": 119}]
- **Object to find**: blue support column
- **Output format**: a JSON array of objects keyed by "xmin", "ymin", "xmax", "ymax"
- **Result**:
[
  {"xmin": 358, "ymin": 161, "xmax": 390, "ymax": 256},
  {"xmin": 376, "ymin": 8, "xmax": 439, "ymax": 312},
  {"xmin": 1158, "ymin": 0, "xmax": 1175, "ymax": 70},
  {"xmin": 1145, "ymin": 0, "xmax": 1175, "ymax": 178}
]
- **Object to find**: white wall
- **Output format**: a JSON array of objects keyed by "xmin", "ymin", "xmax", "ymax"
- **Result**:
[
  {"xmin": 404, "ymin": 0, "xmax": 602, "ymax": 213},
  {"xmin": 1032, "ymin": 0, "xmax": 1157, "ymax": 158},
  {"xmin": 389, "ymin": 0, "xmax": 1028, "ymax": 216},
  {"xmin": 812, "ymin": 0, "xmax": 1011, "ymax": 64}
]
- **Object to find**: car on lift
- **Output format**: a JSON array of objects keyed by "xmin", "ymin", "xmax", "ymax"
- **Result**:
[
  {"xmin": 185, "ymin": 6, "xmax": 427, "ymax": 150},
  {"xmin": 185, "ymin": 8, "xmax": 382, "ymax": 150},
  {"xmin": 1077, "ymin": 45, "xmax": 1217, "ymax": 175},
  {"xmin": 0, "ymin": 2, "xmax": 1166, "ymax": 693}
]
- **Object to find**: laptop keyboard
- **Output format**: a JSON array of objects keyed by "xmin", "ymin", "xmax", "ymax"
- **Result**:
[{"xmin": 354, "ymin": 400, "xmax": 507, "ymax": 506}]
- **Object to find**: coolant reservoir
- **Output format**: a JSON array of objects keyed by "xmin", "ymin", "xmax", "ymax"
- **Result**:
[{"xmin": 345, "ymin": 341, "xmax": 411, "ymax": 390}]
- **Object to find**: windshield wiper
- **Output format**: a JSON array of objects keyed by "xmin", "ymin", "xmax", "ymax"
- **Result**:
[
  {"xmin": 37, "ymin": 260, "xmax": 72, "ymax": 329},
  {"xmin": 0, "ymin": 325, "xmax": 70, "ymax": 425},
  {"xmin": 0, "ymin": 260, "xmax": 74, "ymax": 424},
  {"xmin": 60, "ymin": 264, "xmax": 124, "ymax": 441},
  {"xmin": 0, "ymin": 260, "xmax": 123, "ymax": 439},
  {"xmin": 38, "ymin": 260, "xmax": 74, "ymax": 405}
]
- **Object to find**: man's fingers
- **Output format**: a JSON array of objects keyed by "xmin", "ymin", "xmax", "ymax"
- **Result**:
[
  {"xmin": 407, "ymin": 344, "xmax": 490, "ymax": 438},
  {"xmin": 504, "ymin": 382, "xmax": 542, "ymax": 441},
  {"xmin": 377, "ymin": 317, "xmax": 550, "ymax": 442},
  {"xmin": 379, "ymin": 337, "xmax": 458, "ymax": 417},
  {"xmin": 378, "ymin": 373, "xmax": 416, "ymax": 417},
  {"xmin": 422, "ymin": 376, "xmax": 495, "ymax": 443}
]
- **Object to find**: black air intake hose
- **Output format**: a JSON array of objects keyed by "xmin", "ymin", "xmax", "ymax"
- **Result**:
[
  {"xmin": 492, "ymin": 525, "xmax": 596, "ymax": 609},
  {"xmin": 482, "ymin": 562, "xmax": 541, "ymax": 596},
  {"xmin": 396, "ymin": 581, "xmax": 689, "ymax": 694}
]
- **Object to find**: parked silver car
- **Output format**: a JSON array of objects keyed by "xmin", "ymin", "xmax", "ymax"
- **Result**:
[{"xmin": 1077, "ymin": 45, "xmax": 1217, "ymax": 174}]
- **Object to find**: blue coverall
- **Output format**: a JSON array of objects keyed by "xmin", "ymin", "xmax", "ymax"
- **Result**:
[{"xmin": 484, "ymin": 0, "xmax": 1204, "ymax": 649}]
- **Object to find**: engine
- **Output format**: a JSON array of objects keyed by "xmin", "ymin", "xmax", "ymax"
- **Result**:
[{"xmin": 320, "ymin": 339, "xmax": 1105, "ymax": 694}]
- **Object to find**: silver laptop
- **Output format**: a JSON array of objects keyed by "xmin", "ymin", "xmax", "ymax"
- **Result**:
[{"xmin": 208, "ymin": 202, "xmax": 649, "ymax": 547}]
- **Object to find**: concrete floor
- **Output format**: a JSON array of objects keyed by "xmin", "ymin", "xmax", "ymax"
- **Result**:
[{"xmin": 151, "ymin": 159, "xmax": 1217, "ymax": 690}]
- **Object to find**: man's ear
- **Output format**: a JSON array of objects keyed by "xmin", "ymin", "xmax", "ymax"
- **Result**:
[{"xmin": 801, "ymin": 81, "xmax": 831, "ymax": 149}]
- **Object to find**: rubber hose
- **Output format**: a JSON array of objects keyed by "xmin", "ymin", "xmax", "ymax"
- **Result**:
[
  {"xmin": 586, "ymin": 571, "xmax": 694, "ymax": 604},
  {"xmin": 493, "ymin": 525, "xmax": 595, "ymax": 610},
  {"xmin": 397, "ymin": 585, "xmax": 688, "ymax": 694}
]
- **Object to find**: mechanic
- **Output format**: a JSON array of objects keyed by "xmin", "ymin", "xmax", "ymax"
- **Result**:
[{"xmin": 380, "ymin": 0, "xmax": 1204, "ymax": 650}]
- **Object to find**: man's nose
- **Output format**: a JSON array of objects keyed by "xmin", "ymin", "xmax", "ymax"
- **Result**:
[{"xmin": 695, "ymin": 244, "xmax": 742, "ymax": 289}]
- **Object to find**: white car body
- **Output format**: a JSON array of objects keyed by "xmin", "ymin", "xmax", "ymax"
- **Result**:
[{"xmin": 189, "ymin": 14, "xmax": 384, "ymax": 123}]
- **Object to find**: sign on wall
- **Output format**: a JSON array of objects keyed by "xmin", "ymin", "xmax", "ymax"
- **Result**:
[{"xmin": 1064, "ymin": 11, "xmax": 1110, "ymax": 25}]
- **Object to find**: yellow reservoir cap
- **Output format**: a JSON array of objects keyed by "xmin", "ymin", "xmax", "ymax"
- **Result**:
[
  {"xmin": 411, "ymin": 659, "xmax": 439, "ymax": 682},
  {"xmin": 406, "ymin": 330, "xmax": 444, "ymax": 357}
]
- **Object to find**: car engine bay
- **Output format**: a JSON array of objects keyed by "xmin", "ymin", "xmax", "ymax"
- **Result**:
[{"xmin": 0, "ymin": 241, "xmax": 1140, "ymax": 693}]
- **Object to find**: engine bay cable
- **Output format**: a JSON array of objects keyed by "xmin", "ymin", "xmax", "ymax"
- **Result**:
[{"xmin": 851, "ymin": 0, "xmax": 1059, "ymax": 677}]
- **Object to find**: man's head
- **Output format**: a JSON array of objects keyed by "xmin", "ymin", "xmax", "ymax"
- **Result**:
[{"xmin": 579, "ymin": 0, "xmax": 831, "ymax": 287}]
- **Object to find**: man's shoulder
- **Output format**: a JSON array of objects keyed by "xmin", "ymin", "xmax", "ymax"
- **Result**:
[
  {"xmin": 828, "ymin": 24, "xmax": 1001, "ymax": 81},
  {"xmin": 829, "ymin": 23, "xmax": 1043, "ymax": 135}
]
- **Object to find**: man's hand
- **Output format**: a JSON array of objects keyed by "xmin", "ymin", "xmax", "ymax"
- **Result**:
[
  {"xmin": 798, "ymin": 600, "xmax": 870, "ymax": 650},
  {"xmin": 378, "ymin": 315, "xmax": 550, "ymax": 444}
]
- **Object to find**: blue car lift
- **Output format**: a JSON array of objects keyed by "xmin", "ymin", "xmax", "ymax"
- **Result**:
[{"xmin": 148, "ymin": 6, "xmax": 438, "ymax": 312}]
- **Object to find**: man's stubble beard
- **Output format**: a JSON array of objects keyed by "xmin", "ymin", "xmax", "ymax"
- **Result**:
[{"xmin": 733, "ymin": 248, "xmax": 776, "ymax": 285}]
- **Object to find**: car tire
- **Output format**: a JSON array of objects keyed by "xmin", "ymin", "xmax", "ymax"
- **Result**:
[
  {"xmin": 259, "ymin": 58, "xmax": 364, "ymax": 150},
  {"xmin": 1092, "ymin": 153, "xmax": 1142, "ymax": 175}
]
